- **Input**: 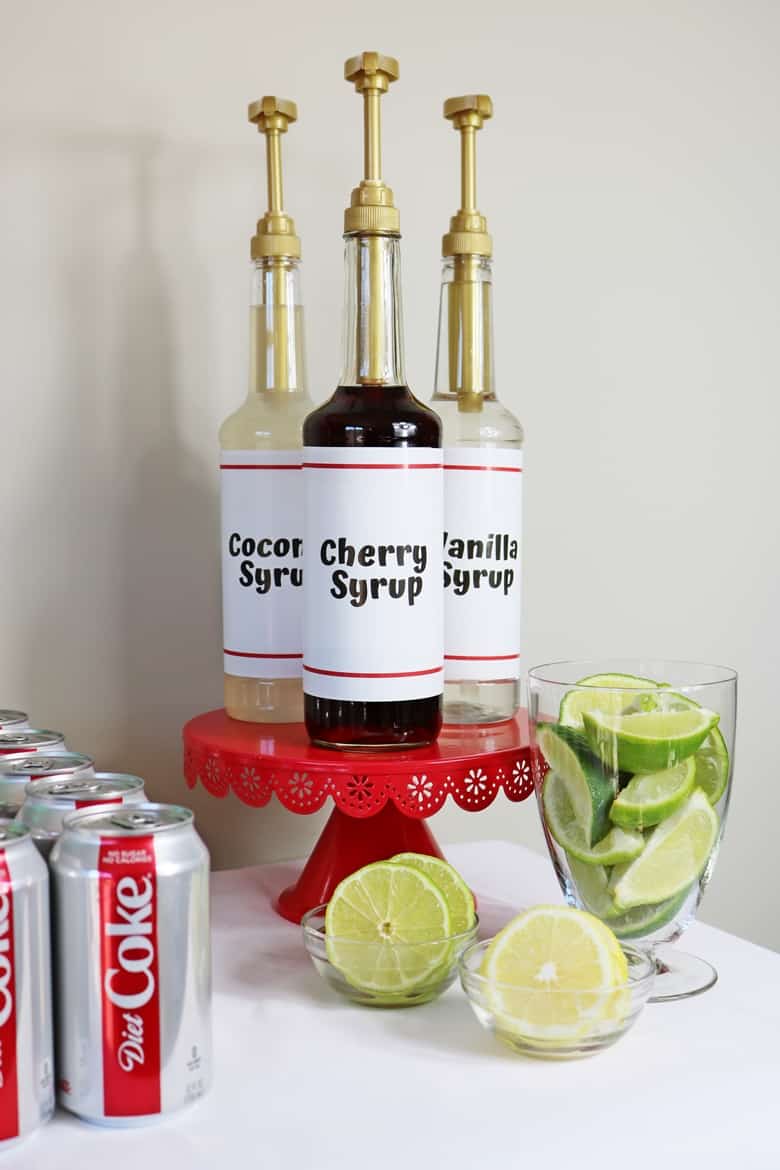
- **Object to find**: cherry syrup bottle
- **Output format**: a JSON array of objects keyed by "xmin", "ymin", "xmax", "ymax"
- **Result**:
[{"xmin": 302, "ymin": 52, "xmax": 443, "ymax": 749}]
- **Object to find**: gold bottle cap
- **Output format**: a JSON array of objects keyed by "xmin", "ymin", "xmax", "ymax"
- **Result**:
[
  {"xmin": 249, "ymin": 96, "xmax": 301, "ymax": 260},
  {"xmin": 343, "ymin": 52, "xmax": 401, "ymax": 236},
  {"xmin": 442, "ymin": 94, "xmax": 493, "ymax": 258}
]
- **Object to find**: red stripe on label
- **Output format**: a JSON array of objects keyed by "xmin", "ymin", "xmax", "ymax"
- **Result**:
[
  {"xmin": 75, "ymin": 798, "xmax": 122, "ymax": 810},
  {"xmin": 0, "ymin": 748, "xmax": 36, "ymax": 755},
  {"xmin": 302, "ymin": 462, "xmax": 441, "ymax": 470},
  {"xmin": 443, "ymin": 464, "xmax": 523, "ymax": 473},
  {"xmin": 0, "ymin": 851, "xmax": 19, "ymax": 1141},
  {"xmin": 220, "ymin": 464, "xmax": 302, "ymax": 470},
  {"xmin": 303, "ymin": 664, "xmax": 443, "ymax": 679},
  {"xmin": 445, "ymin": 653, "xmax": 520, "ymax": 661},
  {"xmin": 224, "ymin": 649, "xmax": 303, "ymax": 659},
  {"xmin": 99, "ymin": 836, "xmax": 161, "ymax": 1118}
]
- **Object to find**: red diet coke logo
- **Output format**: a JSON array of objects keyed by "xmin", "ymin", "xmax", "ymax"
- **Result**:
[
  {"xmin": 0, "ymin": 854, "xmax": 18, "ymax": 1140},
  {"xmin": 99, "ymin": 838, "xmax": 161, "ymax": 1117}
]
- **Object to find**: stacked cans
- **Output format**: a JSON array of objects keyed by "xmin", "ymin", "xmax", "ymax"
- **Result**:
[{"xmin": 0, "ymin": 703, "xmax": 213, "ymax": 1143}]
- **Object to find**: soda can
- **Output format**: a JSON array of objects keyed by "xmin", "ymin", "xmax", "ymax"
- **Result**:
[
  {"xmin": 0, "ymin": 712, "xmax": 28, "ymax": 732},
  {"xmin": 52, "ymin": 803, "xmax": 211, "ymax": 1125},
  {"xmin": 0, "ymin": 824, "xmax": 55, "ymax": 1145},
  {"xmin": 0, "ymin": 753, "xmax": 95, "ymax": 811},
  {"xmin": 18, "ymin": 774, "xmax": 148, "ymax": 859},
  {"xmin": 0, "ymin": 730, "xmax": 66, "ymax": 757}
]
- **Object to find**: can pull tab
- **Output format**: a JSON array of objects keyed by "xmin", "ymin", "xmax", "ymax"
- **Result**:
[{"xmin": 110, "ymin": 809, "xmax": 159, "ymax": 831}]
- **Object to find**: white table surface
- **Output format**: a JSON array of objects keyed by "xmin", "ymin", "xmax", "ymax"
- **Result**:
[{"xmin": 7, "ymin": 840, "xmax": 780, "ymax": 1169}]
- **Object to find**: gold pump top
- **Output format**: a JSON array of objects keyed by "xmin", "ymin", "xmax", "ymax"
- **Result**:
[
  {"xmin": 442, "ymin": 94, "xmax": 493, "ymax": 258},
  {"xmin": 249, "ymin": 96, "xmax": 301, "ymax": 260},
  {"xmin": 343, "ymin": 52, "xmax": 401, "ymax": 236}
]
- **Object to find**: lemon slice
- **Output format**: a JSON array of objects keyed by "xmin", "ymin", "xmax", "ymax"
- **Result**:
[
  {"xmin": 481, "ymin": 906, "xmax": 628, "ymax": 1040},
  {"xmin": 610, "ymin": 789, "xmax": 719, "ymax": 911},
  {"xmin": 583, "ymin": 707, "xmax": 719, "ymax": 773},
  {"xmin": 390, "ymin": 853, "xmax": 475, "ymax": 934},
  {"xmin": 325, "ymin": 861, "xmax": 452, "ymax": 994},
  {"xmin": 559, "ymin": 672, "xmax": 662, "ymax": 729}
]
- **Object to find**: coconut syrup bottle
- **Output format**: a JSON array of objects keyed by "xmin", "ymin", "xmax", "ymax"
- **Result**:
[
  {"xmin": 303, "ymin": 53, "xmax": 444, "ymax": 750},
  {"xmin": 220, "ymin": 98, "xmax": 313, "ymax": 722},
  {"xmin": 433, "ymin": 97, "xmax": 524, "ymax": 724}
]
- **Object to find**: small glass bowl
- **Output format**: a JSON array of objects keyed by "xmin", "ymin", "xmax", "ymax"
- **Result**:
[
  {"xmin": 302, "ymin": 904, "xmax": 480, "ymax": 1008},
  {"xmin": 459, "ymin": 939, "xmax": 655, "ymax": 1059}
]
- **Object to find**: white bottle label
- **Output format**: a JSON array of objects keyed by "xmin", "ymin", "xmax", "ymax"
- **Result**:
[
  {"xmin": 443, "ymin": 447, "xmax": 523, "ymax": 681},
  {"xmin": 221, "ymin": 450, "xmax": 303, "ymax": 678},
  {"xmin": 303, "ymin": 447, "xmax": 444, "ymax": 702}
]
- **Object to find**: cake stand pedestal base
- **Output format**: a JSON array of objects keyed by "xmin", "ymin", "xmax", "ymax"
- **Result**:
[{"xmin": 275, "ymin": 803, "xmax": 444, "ymax": 923}]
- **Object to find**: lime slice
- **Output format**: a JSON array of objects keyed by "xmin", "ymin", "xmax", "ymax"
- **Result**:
[
  {"xmin": 609, "ymin": 758, "xmax": 696, "ymax": 830},
  {"xmin": 610, "ymin": 789, "xmax": 719, "ymax": 911},
  {"xmin": 608, "ymin": 887, "xmax": 692, "ymax": 940},
  {"xmin": 481, "ymin": 906, "xmax": 628, "ymax": 1040},
  {"xmin": 583, "ymin": 707, "xmax": 719, "ymax": 774},
  {"xmin": 325, "ymin": 862, "xmax": 452, "ymax": 993},
  {"xmin": 537, "ymin": 724, "xmax": 615, "ymax": 845},
  {"xmin": 642, "ymin": 690, "xmax": 731, "ymax": 806},
  {"xmin": 559, "ymin": 673, "xmax": 662, "ymax": 729},
  {"xmin": 566, "ymin": 857, "xmax": 620, "ymax": 919},
  {"xmin": 390, "ymin": 853, "xmax": 475, "ymax": 934},
  {"xmin": 543, "ymin": 771, "xmax": 644, "ymax": 865}
]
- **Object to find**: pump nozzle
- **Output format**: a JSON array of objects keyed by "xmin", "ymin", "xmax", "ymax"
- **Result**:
[
  {"xmin": 442, "ymin": 94, "xmax": 493, "ymax": 258},
  {"xmin": 249, "ymin": 96, "xmax": 301, "ymax": 260},
  {"xmin": 344, "ymin": 52, "xmax": 401, "ymax": 235}
]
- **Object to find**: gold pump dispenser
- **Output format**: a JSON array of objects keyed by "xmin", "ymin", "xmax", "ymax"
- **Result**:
[
  {"xmin": 247, "ymin": 96, "xmax": 305, "ymax": 395},
  {"xmin": 249, "ymin": 96, "xmax": 301, "ymax": 259},
  {"xmin": 442, "ymin": 94, "xmax": 494, "ymax": 412}
]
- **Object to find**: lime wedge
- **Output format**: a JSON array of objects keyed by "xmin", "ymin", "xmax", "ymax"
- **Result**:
[
  {"xmin": 566, "ymin": 857, "xmax": 620, "ymax": 919},
  {"xmin": 559, "ymin": 672, "xmax": 662, "ymax": 729},
  {"xmin": 481, "ymin": 906, "xmax": 628, "ymax": 1040},
  {"xmin": 537, "ymin": 724, "xmax": 615, "ymax": 845},
  {"xmin": 610, "ymin": 789, "xmax": 719, "ymax": 911},
  {"xmin": 325, "ymin": 862, "xmax": 452, "ymax": 993},
  {"xmin": 608, "ymin": 887, "xmax": 692, "ymax": 940},
  {"xmin": 390, "ymin": 853, "xmax": 475, "ymax": 934},
  {"xmin": 609, "ymin": 758, "xmax": 696, "ymax": 830},
  {"xmin": 583, "ymin": 707, "xmax": 720, "ymax": 774},
  {"xmin": 543, "ymin": 771, "xmax": 644, "ymax": 865},
  {"xmin": 641, "ymin": 689, "xmax": 731, "ymax": 806}
]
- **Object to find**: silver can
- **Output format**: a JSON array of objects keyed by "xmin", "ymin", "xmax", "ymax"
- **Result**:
[
  {"xmin": 0, "ymin": 730, "xmax": 66, "ymax": 757},
  {"xmin": 18, "ymin": 774, "xmax": 147, "ymax": 859},
  {"xmin": 0, "ymin": 753, "xmax": 95, "ymax": 811},
  {"xmin": 51, "ymin": 803, "xmax": 211, "ymax": 1125},
  {"xmin": 0, "ymin": 825, "xmax": 55, "ymax": 1145},
  {"xmin": 0, "ymin": 713, "xmax": 28, "ymax": 732}
]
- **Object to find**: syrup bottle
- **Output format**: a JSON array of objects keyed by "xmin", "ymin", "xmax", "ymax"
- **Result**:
[
  {"xmin": 303, "ymin": 52, "xmax": 444, "ymax": 750},
  {"xmin": 432, "ymin": 96, "xmax": 524, "ymax": 724},
  {"xmin": 220, "ymin": 98, "xmax": 313, "ymax": 722}
]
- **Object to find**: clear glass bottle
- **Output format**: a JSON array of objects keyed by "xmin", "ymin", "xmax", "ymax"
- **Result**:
[
  {"xmin": 432, "ymin": 96, "xmax": 524, "ymax": 725},
  {"xmin": 302, "ymin": 53, "xmax": 443, "ymax": 750},
  {"xmin": 219, "ymin": 98, "xmax": 313, "ymax": 723}
]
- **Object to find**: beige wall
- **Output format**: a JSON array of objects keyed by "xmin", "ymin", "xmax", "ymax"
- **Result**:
[{"xmin": 1, "ymin": 0, "xmax": 778, "ymax": 949}]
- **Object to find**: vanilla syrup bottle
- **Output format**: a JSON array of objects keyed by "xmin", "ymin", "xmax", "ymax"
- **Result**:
[
  {"xmin": 220, "ymin": 98, "xmax": 313, "ymax": 722},
  {"xmin": 432, "ymin": 96, "xmax": 524, "ymax": 724},
  {"xmin": 303, "ymin": 53, "xmax": 444, "ymax": 750}
]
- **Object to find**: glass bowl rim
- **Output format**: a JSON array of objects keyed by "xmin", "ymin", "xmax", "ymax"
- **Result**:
[
  {"xmin": 301, "ymin": 903, "xmax": 480, "ymax": 948},
  {"xmin": 527, "ymin": 659, "xmax": 737, "ymax": 689},
  {"xmin": 458, "ymin": 937, "xmax": 656, "ymax": 994}
]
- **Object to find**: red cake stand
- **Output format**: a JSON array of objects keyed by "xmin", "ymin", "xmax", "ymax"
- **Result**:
[{"xmin": 183, "ymin": 711, "xmax": 533, "ymax": 922}]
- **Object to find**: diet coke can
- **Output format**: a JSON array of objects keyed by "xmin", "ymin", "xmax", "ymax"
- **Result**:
[
  {"xmin": 0, "ymin": 753, "xmax": 95, "ymax": 813},
  {"xmin": 52, "ymin": 803, "xmax": 211, "ymax": 1125},
  {"xmin": 0, "ymin": 730, "xmax": 66, "ymax": 757},
  {"xmin": 18, "ymin": 774, "xmax": 147, "ymax": 859},
  {"xmin": 0, "ymin": 825, "xmax": 54, "ymax": 1145},
  {"xmin": 0, "ymin": 712, "xmax": 28, "ymax": 732}
]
